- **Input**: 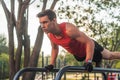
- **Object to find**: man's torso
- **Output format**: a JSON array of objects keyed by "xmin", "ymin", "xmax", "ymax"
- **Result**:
[{"xmin": 49, "ymin": 22, "xmax": 86, "ymax": 58}]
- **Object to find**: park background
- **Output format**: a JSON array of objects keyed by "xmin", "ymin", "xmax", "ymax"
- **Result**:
[{"xmin": 0, "ymin": 0, "xmax": 120, "ymax": 80}]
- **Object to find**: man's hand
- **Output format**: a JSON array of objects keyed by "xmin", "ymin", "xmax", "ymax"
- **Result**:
[
  {"xmin": 84, "ymin": 60, "xmax": 93, "ymax": 72},
  {"xmin": 45, "ymin": 64, "xmax": 54, "ymax": 71}
]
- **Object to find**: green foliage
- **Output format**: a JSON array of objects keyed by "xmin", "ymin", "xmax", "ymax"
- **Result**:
[
  {"xmin": 0, "ymin": 53, "xmax": 9, "ymax": 62},
  {"xmin": 90, "ymin": 21, "xmax": 120, "ymax": 51},
  {"xmin": 0, "ymin": 34, "xmax": 8, "ymax": 54},
  {"xmin": 0, "ymin": 53, "xmax": 9, "ymax": 79},
  {"xmin": 115, "ymin": 61, "xmax": 120, "ymax": 69},
  {"xmin": 58, "ymin": 50, "xmax": 83, "ymax": 66},
  {"xmin": 64, "ymin": 53, "xmax": 81, "ymax": 66},
  {"xmin": 0, "ymin": 34, "xmax": 6, "ymax": 45}
]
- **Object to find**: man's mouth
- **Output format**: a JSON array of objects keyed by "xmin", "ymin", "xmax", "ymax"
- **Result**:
[
  {"xmin": 43, "ymin": 29, "xmax": 48, "ymax": 33},
  {"xmin": 44, "ymin": 29, "xmax": 47, "ymax": 31}
]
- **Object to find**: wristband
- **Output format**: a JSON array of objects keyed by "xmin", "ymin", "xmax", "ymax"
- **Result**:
[{"xmin": 86, "ymin": 59, "xmax": 92, "ymax": 63}]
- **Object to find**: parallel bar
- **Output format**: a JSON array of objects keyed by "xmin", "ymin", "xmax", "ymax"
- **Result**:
[
  {"xmin": 13, "ymin": 68, "xmax": 59, "ymax": 80},
  {"xmin": 13, "ymin": 66, "xmax": 120, "ymax": 80},
  {"xmin": 55, "ymin": 66, "xmax": 120, "ymax": 80}
]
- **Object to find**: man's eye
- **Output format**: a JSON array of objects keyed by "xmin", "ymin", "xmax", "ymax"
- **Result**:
[
  {"xmin": 40, "ymin": 21, "xmax": 48, "ymax": 24},
  {"xmin": 43, "ymin": 21, "xmax": 48, "ymax": 23}
]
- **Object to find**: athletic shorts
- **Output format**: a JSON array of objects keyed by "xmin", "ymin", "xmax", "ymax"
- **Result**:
[{"xmin": 74, "ymin": 40, "xmax": 104, "ymax": 63}]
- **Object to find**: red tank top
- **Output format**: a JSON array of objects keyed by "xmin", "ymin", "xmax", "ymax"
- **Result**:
[{"xmin": 49, "ymin": 22, "xmax": 86, "ymax": 58}]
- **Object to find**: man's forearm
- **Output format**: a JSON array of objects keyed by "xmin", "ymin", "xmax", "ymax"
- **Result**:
[
  {"xmin": 85, "ymin": 40, "xmax": 94, "ymax": 62},
  {"xmin": 50, "ymin": 48, "xmax": 58, "ymax": 65}
]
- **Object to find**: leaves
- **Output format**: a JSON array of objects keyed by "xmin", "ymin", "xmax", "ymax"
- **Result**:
[{"xmin": 0, "ymin": 34, "xmax": 8, "ymax": 54}]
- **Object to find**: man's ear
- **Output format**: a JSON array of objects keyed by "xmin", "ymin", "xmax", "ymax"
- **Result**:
[{"xmin": 53, "ymin": 18, "xmax": 57, "ymax": 22}]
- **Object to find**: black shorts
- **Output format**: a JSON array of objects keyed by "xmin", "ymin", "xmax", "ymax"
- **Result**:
[{"xmin": 74, "ymin": 40, "xmax": 104, "ymax": 63}]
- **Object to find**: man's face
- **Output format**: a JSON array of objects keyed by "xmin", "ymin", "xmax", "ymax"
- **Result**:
[{"xmin": 39, "ymin": 15, "xmax": 54, "ymax": 33}]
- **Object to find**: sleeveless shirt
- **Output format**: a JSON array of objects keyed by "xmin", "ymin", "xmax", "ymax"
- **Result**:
[{"xmin": 49, "ymin": 22, "xmax": 86, "ymax": 58}]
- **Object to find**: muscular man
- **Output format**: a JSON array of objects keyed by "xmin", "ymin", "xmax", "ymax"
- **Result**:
[{"xmin": 37, "ymin": 9, "xmax": 120, "ymax": 72}]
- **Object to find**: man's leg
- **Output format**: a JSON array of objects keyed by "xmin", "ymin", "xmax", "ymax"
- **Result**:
[
  {"xmin": 92, "ymin": 52, "xmax": 102, "ymax": 67},
  {"xmin": 101, "ymin": 48, "xmax": 120, "ymax": 60}
]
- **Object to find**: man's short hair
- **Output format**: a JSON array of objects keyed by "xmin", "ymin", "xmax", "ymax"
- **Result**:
[{"xmin": 37, "ymin": 9, "xmax": 56, "ymax": 21}]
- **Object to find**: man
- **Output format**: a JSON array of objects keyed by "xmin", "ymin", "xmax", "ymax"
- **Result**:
[{"xmin": 37, "ymin": 9, "xmax": 120, "ymax": 72}]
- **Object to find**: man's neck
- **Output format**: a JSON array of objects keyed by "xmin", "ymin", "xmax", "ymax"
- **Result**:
[{"xmin": 52, "ymin": 24, "xmax": 61, "ymax": 35}]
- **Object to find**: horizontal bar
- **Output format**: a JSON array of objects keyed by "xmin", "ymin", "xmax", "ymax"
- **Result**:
[
  {"xmin": 13, "ymin": 66, "xmax": 120, "ymax": 80},
  {"xmin": 13, "ymin": 68, "xmax": 59, "ymax": 80},
  {"xmin": 55, "ymin": 66, "xmax": 120, "ymax": 80}
]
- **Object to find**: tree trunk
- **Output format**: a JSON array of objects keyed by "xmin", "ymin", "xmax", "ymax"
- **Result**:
[
  {"xmin": 15, "ymin": 0, "xmax": 30, "ymax": 73},
  {"xmin": 0, "ymin": 0, "xmax": 16, "ymax": 80},
  {"xmin": 8, "ymin": 20, "xmax": 16, "ymax": 80},
  {"xmin": 23, "ymin": 26, "xmax": 44, "ymax": 80}
]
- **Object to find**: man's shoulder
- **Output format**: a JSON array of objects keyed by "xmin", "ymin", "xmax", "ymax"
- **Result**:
[{"xmin": 59, "ymin": 22, "xmax": 67, "ymax": 26}]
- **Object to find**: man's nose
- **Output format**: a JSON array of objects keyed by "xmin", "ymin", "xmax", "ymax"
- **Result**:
[{"xmin": 40, "ymin": 24, "xmax": 44, "ymax": 28}]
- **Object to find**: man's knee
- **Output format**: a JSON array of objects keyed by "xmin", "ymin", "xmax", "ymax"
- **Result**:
[
  {"xmin": 105, "ymin": 55, "xmax": 113, "ymax": 60},
  {"xmin": 102, "ymin": 52, "xmax": 113, "ymax": 60},
  {"xmin": 101, "ymin": 49, "xmax": 113, "ymax": 60}
]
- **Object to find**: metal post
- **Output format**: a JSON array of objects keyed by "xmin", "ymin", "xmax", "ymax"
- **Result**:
[
  {"xmin": 0, "ymin": 62, "xmax": 1, "ymax": 79},
  {"xmin": 58, "ymin": 59, "xmax": 60, "ymax": 69},
  {"xmin": 42, "ymin": 52, "xmax": 44, "ymax": 80},
  {"xmin": 46, "ymin": 56, "xmax": 48, "ymax": 66},
  {"xmin": 63, "ymin": 58, "xmax": 66, "ymax": 80}
]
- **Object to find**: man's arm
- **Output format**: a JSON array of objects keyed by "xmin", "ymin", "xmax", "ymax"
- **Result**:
[
  {"xmin": 44, "ymin": 34, "xmax": 59, "ymax": 71},
  {"xmin": 66, "ymin": 23, "xmax": 94, "ymax": 62},
  {"xmin": 47, "ymin": 34, "xmax": 59, "ymax": 66},
  {"xmin": 50, "ymin": 41, "xmax": 59, "ymax": 65}
]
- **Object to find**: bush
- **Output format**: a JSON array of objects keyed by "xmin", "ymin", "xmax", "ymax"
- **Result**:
[
  {"xmin": 0, "ymin": 53, "xmax": 9, "ymax": 79},
  {"xmin": 115, "ymin": 61, "xmax": 120, "ymax": 69}
]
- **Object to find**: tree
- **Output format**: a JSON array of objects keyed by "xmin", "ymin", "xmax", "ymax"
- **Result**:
[{"xmin": 0, "ymin": 0, "xmax": 59, "ymax": 80}]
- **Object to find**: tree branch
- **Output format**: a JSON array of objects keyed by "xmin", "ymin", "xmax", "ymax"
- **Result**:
[
  {"xmin": 0, "ymin": 0, "xmax": 10, "ymax": 22},
  {"xmin": 42, "ymin": 0, "xmax": 47, "ymax": 11},
  {"xmin": 50, "ymin": 0, "xmax": 59, "ymax": 10}
]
